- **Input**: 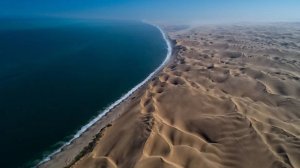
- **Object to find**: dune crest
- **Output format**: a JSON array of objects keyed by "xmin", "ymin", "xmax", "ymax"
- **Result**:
[{"xmin": 45, "ymin": 23, "xmax": 300, "ymax": 168}]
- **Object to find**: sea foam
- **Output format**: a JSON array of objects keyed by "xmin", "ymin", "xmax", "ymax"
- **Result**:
[{"xmin": 37, "ymin": 23, "xmax": 172, "ymax": 166}]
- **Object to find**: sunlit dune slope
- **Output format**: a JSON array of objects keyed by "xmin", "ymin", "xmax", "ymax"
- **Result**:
[{"xmin": 71, "ymin": 23, "xmax": 300, "ymax": 168}]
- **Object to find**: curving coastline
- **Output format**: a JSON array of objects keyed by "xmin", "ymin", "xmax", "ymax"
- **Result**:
[
  {"xmin": 39, "ymin": 23, "xmax": 300, "ymax": 168},
  {"xmin": 69, "ymin": 23, "xmax": 300, "ymax": 168},
  {"xmin": 37, "ymin": 23, "xmax": 172, "ymax": 167}
]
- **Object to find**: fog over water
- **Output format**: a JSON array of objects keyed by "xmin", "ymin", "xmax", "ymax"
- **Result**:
[{"xmin": 1, "ymin": 0, "xmax": 300, "ymax": 24}]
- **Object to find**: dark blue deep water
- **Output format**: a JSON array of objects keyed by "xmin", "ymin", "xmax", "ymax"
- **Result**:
[{"xmin": 0, "ymin": 19, "xmax": 167, "ymax": 168}]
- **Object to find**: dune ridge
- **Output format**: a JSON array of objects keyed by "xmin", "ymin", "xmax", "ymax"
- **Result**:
[{"xmin": 44, "ymin": 23, "xmax": 300, "ymax": 168}]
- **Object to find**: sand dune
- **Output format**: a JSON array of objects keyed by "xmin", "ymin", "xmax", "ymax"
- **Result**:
[{"xmin": 42, "ymin": 23, "xmax": 300, "ymax": 168}]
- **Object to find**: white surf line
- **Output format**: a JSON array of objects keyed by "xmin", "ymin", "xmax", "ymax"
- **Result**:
[{"xmin": 37, "ymin": 23, "xmax": 172, "ymax": 166}]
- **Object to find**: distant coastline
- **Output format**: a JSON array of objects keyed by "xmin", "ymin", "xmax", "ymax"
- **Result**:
[{"xmin": 37, "ymin": 22, "xmax": 173, "ymax": 167}]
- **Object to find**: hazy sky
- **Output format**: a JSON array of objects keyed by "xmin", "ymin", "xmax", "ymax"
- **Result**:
[{"xmin": 1, "ymin": 0, "xmax": 300, "ymax": 24}]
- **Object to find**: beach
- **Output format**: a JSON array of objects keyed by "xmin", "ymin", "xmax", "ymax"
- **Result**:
[
  {"xmin": 37, "ymin": 24, "xmax": 173, "ymax": 167},
  {"xmin": 40, "ymin": 23, "xmax": 300, "ymax": 168},
  {"xmin": 0, "ymin": 19, "xmax": 169, "ymax": 168}
]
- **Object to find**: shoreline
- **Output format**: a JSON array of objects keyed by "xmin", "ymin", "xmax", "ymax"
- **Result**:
[
  {"xmin": 41, "ymin": 23, "xmax": 300, "ymax": 168},
  {"xmin": 37, "ymin": 23, "xmax": 174, "ymax": 167}
]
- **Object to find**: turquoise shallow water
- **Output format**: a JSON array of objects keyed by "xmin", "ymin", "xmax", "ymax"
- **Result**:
[{"xmin": 0, "ymin": 19, "xmax": 167, "ymax": 168}]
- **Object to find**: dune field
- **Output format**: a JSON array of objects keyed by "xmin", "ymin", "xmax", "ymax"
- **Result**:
[{"xmin": 41, "ymin": 23, "xmax": 300, "ymax": 168}]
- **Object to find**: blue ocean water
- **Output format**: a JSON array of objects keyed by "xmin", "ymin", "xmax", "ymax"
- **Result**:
[{"xmin": 0, "ymin": 18, "xmax": 167, "ymax": 168}]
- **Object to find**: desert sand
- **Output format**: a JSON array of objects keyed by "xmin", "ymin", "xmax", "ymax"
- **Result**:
[{"xmin": 40, "ymin": 23, "xmax": 300, "ymax": 168}]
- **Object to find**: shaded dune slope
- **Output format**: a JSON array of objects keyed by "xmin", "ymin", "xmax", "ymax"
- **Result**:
[{"xmin": 71, "ymin": 24, "xmax": 300, "ymax": 168}]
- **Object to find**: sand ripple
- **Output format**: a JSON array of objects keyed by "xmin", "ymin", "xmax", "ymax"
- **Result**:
[{"xmin": 70, "ymin": 23, "xmax": 300, "ymax": 168}]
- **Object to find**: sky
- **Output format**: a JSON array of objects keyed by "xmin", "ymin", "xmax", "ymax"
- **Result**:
[{"xmin": 1, "ymin": 0, "xmax": 300, "ymax": 24}]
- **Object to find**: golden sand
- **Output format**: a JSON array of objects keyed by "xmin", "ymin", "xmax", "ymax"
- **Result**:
[{"xmin": 41, "ymin": 23, "xmax": 300, "ymax": 168}]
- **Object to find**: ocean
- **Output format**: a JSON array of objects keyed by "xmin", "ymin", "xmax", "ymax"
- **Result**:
[{"xmin": 0, "ymin": 18, "xmax": 168, "ymax": 168}]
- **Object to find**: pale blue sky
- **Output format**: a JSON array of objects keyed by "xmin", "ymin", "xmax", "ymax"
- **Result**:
[{"xmin": 1, "ymin": 0, "xmax": 300, "ymax": 23}]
